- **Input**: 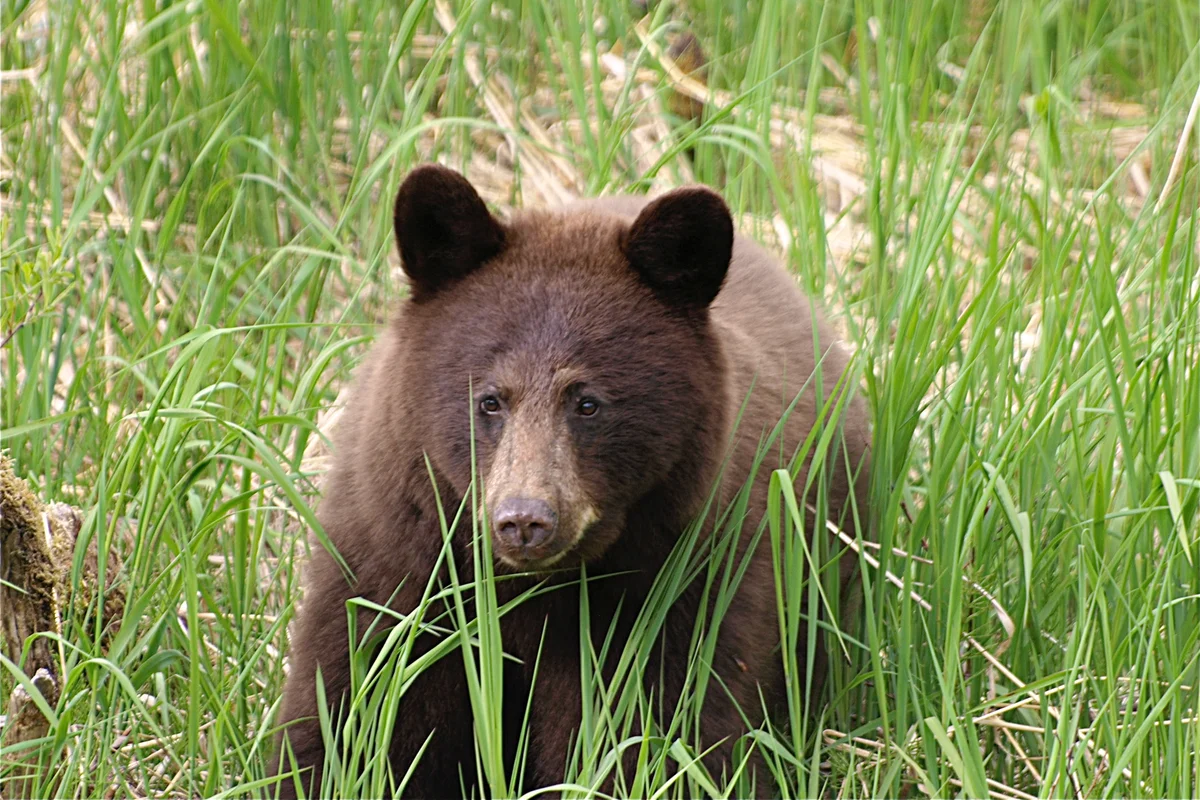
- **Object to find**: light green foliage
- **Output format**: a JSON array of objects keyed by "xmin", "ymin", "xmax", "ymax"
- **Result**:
[
  {"xmin": 0, "ymin": 223, "xmax": 73, "ymax": 348},
  {"xmin": 2, "ymin": 0, "xmax": 1199, "ymax": 797}
]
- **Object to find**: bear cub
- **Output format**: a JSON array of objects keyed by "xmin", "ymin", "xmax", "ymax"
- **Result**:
[{"xmin": 272, "ymin": 165, "xmax": 871, "ymax": 798}]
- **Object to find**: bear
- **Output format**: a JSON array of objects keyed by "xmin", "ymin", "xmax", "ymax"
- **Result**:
[{"xmin": 271, "ymin": 164, "xmax": 871, "ymax": 798}]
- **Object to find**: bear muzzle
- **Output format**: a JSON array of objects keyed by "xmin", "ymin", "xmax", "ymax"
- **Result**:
[{"xmin": 492, "ymin": 496, "xmax": 558, "ymax": 553}]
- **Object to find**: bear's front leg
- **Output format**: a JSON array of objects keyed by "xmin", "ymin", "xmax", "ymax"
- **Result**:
[
  {"xmin": 271, "ymin": 553, "xmax": 357, "ymax": 799},
  {"xmin": 524, "ymin": 671, "xmax": 775, "ymax": 798},
  {"xmin": 521, "ymin": 642, "xmax": 591, "ymax": 792},
  {"xmin": 521, "ymin": 628, "xmax": 715, "ymax": 796},
  {"xmin": 271, "ymin": 551, "xmax": 478, "ymax": 799}
]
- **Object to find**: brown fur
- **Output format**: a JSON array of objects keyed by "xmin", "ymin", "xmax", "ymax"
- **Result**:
[{"xmin": 271, "ymin": 166, "xmax": 871, "ymax": 798}]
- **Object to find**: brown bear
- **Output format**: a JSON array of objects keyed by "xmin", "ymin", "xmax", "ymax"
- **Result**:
[{"xmin": 271, "ymin": 165, "xmax": 871, "ymax": 798}]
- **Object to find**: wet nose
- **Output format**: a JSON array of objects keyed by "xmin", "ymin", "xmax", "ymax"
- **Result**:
[{"xmin": 492, "ymin": 497, "xmax": 557, "ymax": 549}]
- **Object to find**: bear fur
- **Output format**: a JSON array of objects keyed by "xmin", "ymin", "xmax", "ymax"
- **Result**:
[{"xmin": 271, "ymin": 165, "xmax": 871, "ymax": 798}]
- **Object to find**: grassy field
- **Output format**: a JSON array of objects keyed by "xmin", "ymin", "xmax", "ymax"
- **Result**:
[{"xmin": 3, "ymin": 0, "xmax": 1200, "ymax": 797}]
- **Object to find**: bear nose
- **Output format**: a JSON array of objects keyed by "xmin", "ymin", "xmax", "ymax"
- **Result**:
[{"xmin": 492, "ymin": 497, "xmax": 557, "ymax": 550}]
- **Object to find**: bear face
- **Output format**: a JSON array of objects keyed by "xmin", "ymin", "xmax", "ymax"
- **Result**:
[{"xmin": 391, "ymin": 166, "xmax": 736, "ymax": 571}]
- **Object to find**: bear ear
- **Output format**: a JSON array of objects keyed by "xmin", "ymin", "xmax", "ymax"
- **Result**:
[
  {"xmin": 393, "ymin": 165, "xmax": 506, "ymax": 300},
  {"xmin": 622, "ymin": 186, "xmax": 733, "ymax": 309}
]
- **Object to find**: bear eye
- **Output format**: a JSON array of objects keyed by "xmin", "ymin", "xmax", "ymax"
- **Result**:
[
  {"xmin": 577, "ymin": 398, "xmax": 599, "ymax": 417},
  {"xmin": 479, "ymin": 396, "xmax": 502, "ymax": 415}
]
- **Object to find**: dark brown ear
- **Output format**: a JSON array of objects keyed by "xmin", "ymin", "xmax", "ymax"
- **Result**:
[
  {"xmin": 393, "ymin": 165, "xmax": 505, "ymax": 300},
  {"xmin": 622, "ymin": 186, "xmax": 733, "ymax": 309}
]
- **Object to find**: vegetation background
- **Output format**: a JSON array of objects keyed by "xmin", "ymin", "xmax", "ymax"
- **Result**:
[{"xmin": 2, "ymin": 0, "xmax": 1199, "ymax": 797}]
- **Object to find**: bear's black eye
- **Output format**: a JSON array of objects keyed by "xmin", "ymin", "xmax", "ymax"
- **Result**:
[
  {"xmin": 577, "ymin": 398, "xmax": 599, "ymax": 417},
  {"xmin": 480, "ymin": 396, "xmax": 502, "ymax": 415}
]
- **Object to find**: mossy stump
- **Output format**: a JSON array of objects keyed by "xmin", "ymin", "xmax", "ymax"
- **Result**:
[{"xmin": 0, "ymin": 455, "xmax": 124, "ymax": 798}]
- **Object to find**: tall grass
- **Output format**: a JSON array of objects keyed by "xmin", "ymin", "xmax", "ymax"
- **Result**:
[{"xmin": 2, "ymin": 0, "xmax": 1199, "ymax": 797}]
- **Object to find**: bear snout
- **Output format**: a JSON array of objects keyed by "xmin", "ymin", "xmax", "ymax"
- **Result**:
[{"xmin": 492, "ymin": 496, "xmax": 558, "ymax": 552}]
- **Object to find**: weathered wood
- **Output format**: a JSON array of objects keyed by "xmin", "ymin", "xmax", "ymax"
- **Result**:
[{"xmin": 0, "ymin": 455, "xmax": 121, "ymax": 798}]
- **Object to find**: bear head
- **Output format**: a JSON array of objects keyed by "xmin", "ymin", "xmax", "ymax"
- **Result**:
[{"xmin": 391, "ymin": 165, "xmax": 734, "ymax": 571}]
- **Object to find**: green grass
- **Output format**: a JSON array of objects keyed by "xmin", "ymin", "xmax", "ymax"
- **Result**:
[{"xmin": 3, "ymin": 0, "xmax": 1200, "ymax": 796}]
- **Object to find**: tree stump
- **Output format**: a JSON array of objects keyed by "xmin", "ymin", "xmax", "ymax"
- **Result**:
[{"xmin": 0, "ymin": 454, "xmax": 123, "ymax": 798}]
